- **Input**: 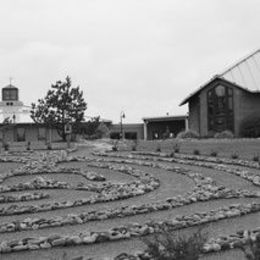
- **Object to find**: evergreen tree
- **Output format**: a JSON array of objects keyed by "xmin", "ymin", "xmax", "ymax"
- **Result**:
[{"xmin": 31, "ymin": 76, "xmax": 87, "ymax": 141}]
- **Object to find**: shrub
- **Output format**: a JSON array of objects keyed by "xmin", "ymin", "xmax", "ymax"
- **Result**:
[
  {"xmin": 95, "ymin": 122, "xmax": 110, "ymax": 139},
  {"xmin": 231, "ymin": 151, "xmax": 239, "ymax": 159},
  {"xmin": 168, "ymin": 152, "xmax": 175, "ymax": 157},
  {"xmin": 131, "ymin": 140, "xmax": 138, "ymax": 151},
  {"xmin": 214, "ymin": 130, "xmax": 234, "ymax": 139},
  {"xmin": 176, "ymin": 130, "xmax": 199, "ymax": 139},
  {"xmin": 143, "ymin": 230, "xmax": 207, "ymax": 260},
  {"xmin": 3, "ymin": 142, "xmax": 9, "ymax": 151},
  {"xmin": 193, "ymin": 149, "xmax": 200, "ymax": 155},
  {"xmin": 210, "ymin": 151, "xmax": 218, "ymax": 157},
  {"xmin": 252, "ymin": 154, "xmax": 259, "ymax": 162},
  {"xmin": 156, "ymin": 143, "xmax": 161, "ymax": 152},
  {"xmin": 47, "ymin": 143, "xmax": 52, "ymax": 150},
  {"xmin": 26, "ymin": 141, "xmax": 31, "ymax": 151},
  {"xmin": 112, "ymin": 141, "xmax": 118, "ymax": 151},
  {"xmin": 240, "ymin": 116, "xmax": 260, "ymax": 137},
  {"xmin": 173, "ymin": 143, "xmax": 180, "ymax": 153},
  {"xmin": 240, "ymin": 234, "xmax": 260, "ymax": 260}
]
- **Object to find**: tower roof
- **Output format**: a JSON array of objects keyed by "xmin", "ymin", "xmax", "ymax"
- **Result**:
[{"xmin": 3, "ymin": 84, "xmax": 18, "ymax": 89}]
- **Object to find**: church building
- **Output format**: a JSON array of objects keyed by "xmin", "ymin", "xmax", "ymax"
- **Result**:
[{"xmin": 180, "ymin": 49, "xmax": 260, "ymax": 137}]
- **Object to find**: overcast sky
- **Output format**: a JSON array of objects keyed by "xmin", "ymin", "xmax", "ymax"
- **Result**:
[{"xmin": 0, "ymin": 0, "xmax": 259, "ymax": 123}]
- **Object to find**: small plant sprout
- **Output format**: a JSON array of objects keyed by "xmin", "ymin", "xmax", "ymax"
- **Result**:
[
  {"xmin": 156, "ymin": 143, "xmax": 161, "ymax": 152},
  {"xmin": 231, "ymin": 151, "xmax": 239, "ymax": 159},
  {"xmin": 26, "ymin": 141, "xmax": 31, "ymax": 151},
  {"xmin": 173, "ymin": 143, "xmax": 180, "ymax": 153},
  {"xmin": 252, "ymin": 154, "xmax": 259, "ymax": 162},
  {"xmin": 210, "ymin": 151, "xmax": 218, "ymax": 157},
  {"xmin": 132, "ymin": 140, "xmax": 138, "ymax": 151},
  {"xmin": 193, "ymin": 149, "xmax": 200, "ymax": 155},
  {"xmin": 112, "ymin": 140, "xmax": 118, "ymax": 151}
]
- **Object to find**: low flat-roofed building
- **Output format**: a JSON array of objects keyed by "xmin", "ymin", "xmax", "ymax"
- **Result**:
[
  {"xmin": 110, "ymin": 123, "xmax": 144, "ymax": 140},
  {"xmin": 143, "ymin": 115, "xmax": 188, "ymax": 140}
]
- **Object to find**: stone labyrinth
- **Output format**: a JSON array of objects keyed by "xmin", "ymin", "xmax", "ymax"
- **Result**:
[{"xmin": 0, "ymin": 147, "xmax": 259, "ymax": 259}]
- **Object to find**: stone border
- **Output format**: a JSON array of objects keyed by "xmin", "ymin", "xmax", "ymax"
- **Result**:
[
  {"xmin": 133, "ymin": 151, "xmax": 260, "ymax": 169},
  {"xmin": 0, "ymin": 181, "xmax": 259, "ymax": 233},
  {"xmin": 92, "ymin": 152, "xmax": 260, "ymax": 186},
  {"xmin": 0, "ymin": 202, "xmax": 259, "ymax": 254},
  {"xmin": 0, "ymin": 192, "xmax": 49, "ymax": 204},
  {"xmin": 0, "ymin": 151, "xmax": 258, "ymax": 243},
  {"xmin": 0, "ymin": 162, "xmax": 160, "ymax": 216}
]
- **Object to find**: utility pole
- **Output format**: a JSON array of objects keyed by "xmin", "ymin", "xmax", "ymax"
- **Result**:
[{"xmin": 120, "ymin": 111, "xmax": 125, "ymax": 139}]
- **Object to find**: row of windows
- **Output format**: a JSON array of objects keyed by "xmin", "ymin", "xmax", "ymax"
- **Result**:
[
  {"xmin": 2, "ymin": 89, "xmax": 18, "ymax": 101},
  {"xmin": 11, "ymin": 128, "xmax": 47, "ymax": 142}
]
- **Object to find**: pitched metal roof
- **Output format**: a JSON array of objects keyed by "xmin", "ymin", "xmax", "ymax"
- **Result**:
[{"xmin": 180, "ymin": 49, "xmax": 260, "ymax": 106}]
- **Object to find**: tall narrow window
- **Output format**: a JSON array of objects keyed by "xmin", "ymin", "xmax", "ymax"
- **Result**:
[
  {"xmin": 17, "ymin": 128, "xmax": 25, "ymax": 142},
  {"xmin": 207, "ymin": 85, "xmax": 234, "ymax": 133}
]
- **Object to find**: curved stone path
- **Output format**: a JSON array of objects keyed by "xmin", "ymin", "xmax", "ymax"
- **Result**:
[{"xmin": 0, "ymin": 147, "xmax": 259, "ymax": 260}]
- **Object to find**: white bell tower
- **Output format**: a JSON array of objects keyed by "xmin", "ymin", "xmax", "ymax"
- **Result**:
[{"xmin": 0, "ymin": 80, "xmax": 30, "ymax": 123}]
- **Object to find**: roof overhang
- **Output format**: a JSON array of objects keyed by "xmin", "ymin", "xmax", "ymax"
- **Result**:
[
  {"xmin": 143, "ymin": 115, "xmax": 187, "ymax": 123},
  {"xmin": 179, "ymin": 76, "xmax": 254, "ymax": 106}
]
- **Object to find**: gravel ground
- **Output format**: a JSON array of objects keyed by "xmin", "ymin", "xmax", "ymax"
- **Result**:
[
  {"xmin": 0, "ymin": 144, "xmax": 259, "ymax": 260},
  {"xmin": 0, "ymin": 162, "xmax": 23, "ymax": 174},
  {"xmin": 1, "ymin": 211, "xmax": 259, "ymax": 260},
  {"xmin": 0, "ymin": 197, "xmax": 259, "ymax": 243}
]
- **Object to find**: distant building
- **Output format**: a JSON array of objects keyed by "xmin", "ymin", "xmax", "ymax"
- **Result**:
[
  {"xmin": 109, "ymin": 115, "xmax": 188, "ymax": 140},
  {"xmin": 110, "ymin": 123, "xmax": 144, "ymax": 140},
  {"xmin": 0, "ymin": 83, "xmax": 31, "ymax": 123},
  {"xmin": 143, "ymin": 115, "xmax": 188, "ymax": 140},
  {"xmin": 180, "ymin": 49, "xmax": 260, "ymax": 137}
]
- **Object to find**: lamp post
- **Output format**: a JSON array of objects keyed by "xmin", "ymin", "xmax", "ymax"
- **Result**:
[{"xmin": 120, "ymin": 111, "xmax": 125, "ymax": 139}]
